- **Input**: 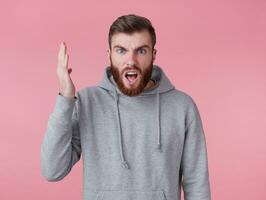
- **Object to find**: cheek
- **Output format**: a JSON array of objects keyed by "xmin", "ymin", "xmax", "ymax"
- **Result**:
[
  {"xmin": 140, "ymin": 54, "xmax": 153, "ymax": 62},
  {"xmin": 111, "ymin": 55, "xmax": 124, "ymax": 66},
  {"xmin": 140, "ymin": 57, "xmax": 153, "ymax": 66}
]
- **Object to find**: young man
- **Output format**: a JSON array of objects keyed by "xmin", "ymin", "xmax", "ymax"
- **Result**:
[{"xmin": 40, "ymin": 14, "xmax": 211, "ymax": 200}]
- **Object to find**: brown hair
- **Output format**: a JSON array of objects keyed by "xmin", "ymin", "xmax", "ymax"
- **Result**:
[{"xmin": 108, "ymin": 14, "xmax": 156, "ymax": 50}]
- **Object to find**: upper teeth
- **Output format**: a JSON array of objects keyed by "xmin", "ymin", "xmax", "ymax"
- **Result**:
[{"xmin": 126, "ymin": 71, "xmax": 137, "ymax": 75}]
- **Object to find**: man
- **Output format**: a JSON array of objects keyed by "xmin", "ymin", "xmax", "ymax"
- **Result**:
[{"xmin": 40, "ymin": 14, "xmax": 211, "ymax": 200}]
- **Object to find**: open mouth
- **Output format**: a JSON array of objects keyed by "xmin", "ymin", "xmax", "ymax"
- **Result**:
[{"xmin": 124, "ymin": 71, "xmax": 139, "ymax": 85}]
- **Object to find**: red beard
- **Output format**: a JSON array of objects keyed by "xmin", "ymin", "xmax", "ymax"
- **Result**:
[{"xmin": 110, "ymin": 60, "xmax": 153, "ymax": 96}]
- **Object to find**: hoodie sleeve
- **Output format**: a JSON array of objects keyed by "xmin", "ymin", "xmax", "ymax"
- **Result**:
[
  {"xmin": 40, "ymin": 93, "xmax": 81, "ymax": 182},
  {"xmin": 180, "ymin": 99, "xmax": 211, "ymax": 200}
]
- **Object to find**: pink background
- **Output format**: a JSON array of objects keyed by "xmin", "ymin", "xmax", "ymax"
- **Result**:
[{"xmin": 1, "ymin": 0, "xmax": 266, "ymax": 199}]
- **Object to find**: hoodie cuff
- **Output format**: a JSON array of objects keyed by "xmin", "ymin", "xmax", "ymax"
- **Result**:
[{"xmin": 52, "ymin": 93, "xmax": 78, "ymax": 121}]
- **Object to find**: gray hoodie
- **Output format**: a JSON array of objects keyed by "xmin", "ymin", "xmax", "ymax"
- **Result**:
[{"xmin": 40, "ymin": 65, "xmax": 211, "ymax": 200}]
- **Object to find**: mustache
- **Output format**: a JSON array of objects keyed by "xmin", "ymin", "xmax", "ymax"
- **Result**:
[{"xmin": 122, "ymin": 66, "xmax": 141, "ymax": 74}]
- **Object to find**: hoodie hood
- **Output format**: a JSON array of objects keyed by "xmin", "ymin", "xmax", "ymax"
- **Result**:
[{"xmin": 98, "ymin": 64, "xmax": 175, "ymax": 169}]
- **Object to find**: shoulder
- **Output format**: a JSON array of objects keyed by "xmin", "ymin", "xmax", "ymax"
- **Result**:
[
  {"xmin": 168, "ymin": 88, "xmax": 200, "ymax": 121},
  {"xmin": 77, "ymin": 85, "xmax": 99, "ymax": 95},
  {"xmin": 167, "ymin": 88, "xmax": 197, "ymax": 108},
  {"xmin": 75, "ymin": 85, "xmax": 102, "ymax": 102}
]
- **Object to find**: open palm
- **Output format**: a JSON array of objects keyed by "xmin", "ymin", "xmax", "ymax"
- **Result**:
[{"xmin": 57, "ymin": 42, "xmax": 76, "ymax": 99}]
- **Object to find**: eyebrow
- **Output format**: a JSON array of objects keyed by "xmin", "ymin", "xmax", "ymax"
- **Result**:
[{"xmin": 113, "ymin": 44, "xmax": 151, "ymax": 50}]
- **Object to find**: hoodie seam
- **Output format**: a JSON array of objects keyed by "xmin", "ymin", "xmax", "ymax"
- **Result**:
[{"xmin": 184, "ymin": 102, "xmax": 198, "ymax": 133}]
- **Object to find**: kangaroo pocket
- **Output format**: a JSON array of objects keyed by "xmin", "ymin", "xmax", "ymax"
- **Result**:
[{"xmin": 95, "ymin": 189, "xmax": 167, "ymax": 200}]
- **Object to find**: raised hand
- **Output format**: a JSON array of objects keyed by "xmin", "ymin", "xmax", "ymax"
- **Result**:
[{"xmin": 57, "ymin": 42, "xmax": 76, "ymax": 99}]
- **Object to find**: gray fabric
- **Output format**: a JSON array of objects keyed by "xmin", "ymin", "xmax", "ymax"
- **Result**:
[{"xmin": 40, "ymin": 64, "xmax": 211, "ymax": 200}]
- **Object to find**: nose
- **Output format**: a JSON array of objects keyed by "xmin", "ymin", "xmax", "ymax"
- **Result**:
[{"xmin": 126, "ymin": 51, "xmax": 137, "ymax": 67}]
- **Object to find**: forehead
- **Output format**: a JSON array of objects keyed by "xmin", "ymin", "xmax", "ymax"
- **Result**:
[{"xmin": 111, "ymin": 30, "xmax": 152, "ymax": 49}]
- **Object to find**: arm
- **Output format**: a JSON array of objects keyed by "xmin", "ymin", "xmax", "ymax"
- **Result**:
[
  {"xmin": 180, "ymin": 100, "xmax": 211, "ymax": 200},
  {"xmin": 40, "ymin": 92, "xmax": 81, "ymax": 182}
]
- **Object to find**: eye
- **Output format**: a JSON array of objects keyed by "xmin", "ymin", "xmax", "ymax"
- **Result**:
[
  {"xmin": 138, "ymin": 48, "xmax": 146, "ymax": 54},
  {"xmin": 116, "ymin": 48, "xmax": 125, "ymax": 54}
]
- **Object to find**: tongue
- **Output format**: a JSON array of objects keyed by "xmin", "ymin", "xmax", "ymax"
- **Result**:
[{"xmin": 128, "ymin": 76, "xmax": 137, "ymax": 82}]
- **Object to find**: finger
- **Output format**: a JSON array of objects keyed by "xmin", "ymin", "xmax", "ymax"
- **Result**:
[
  {"xmin": 63, "ymin": 43, "xmax": 68, "ymax": 65},
  {"xmin": 63, "ymin": 53, "xmax": 69, "ymax": 68},
  {"xmin": 58, "ymin": 42, "xmax": 63, "ymax": 59},
  {"xmin": 58, "ymin": 42, "xmax": 66, "ymax": 61}
]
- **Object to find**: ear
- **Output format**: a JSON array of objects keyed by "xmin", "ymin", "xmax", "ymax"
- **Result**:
[
  {"xmin": 152, "ymin": 49, "xmax": 157, "ymax": 62},
  {"xmin": 107, "ymin": 48, "xmax": 110, "ymax": 59}
]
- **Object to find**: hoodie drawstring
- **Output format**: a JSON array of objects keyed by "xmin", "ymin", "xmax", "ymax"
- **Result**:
[
  {"xmin": 156, "ymin": 91, "xmax": 162, "ymax": 151},
  {"xmin": 114, "ymin": 89, "xmax": 129, "ymax": 169},
  {"xmin": 114, "ymin": 89, "xmax": 162, "ymax": 170}
]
